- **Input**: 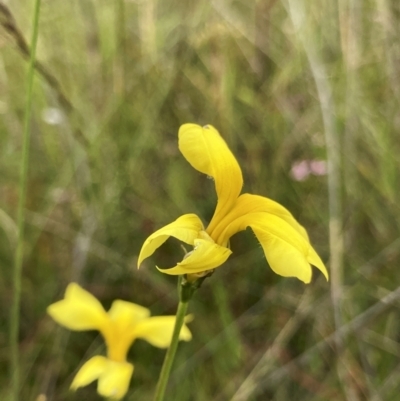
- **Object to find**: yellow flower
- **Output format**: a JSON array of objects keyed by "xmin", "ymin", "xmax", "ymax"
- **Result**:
[
  {"xmin": 47, "ymin": 283, "xmax": 191, "ymax": 400},
  {"xmin": 138, "ymin": 124, "xmax": 328, "ymax": 283}
]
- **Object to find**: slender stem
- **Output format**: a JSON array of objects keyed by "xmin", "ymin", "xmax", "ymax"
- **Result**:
[
  {"xmin": 153, "ymin": 299, "xmax": 189, "ymax": 401},
  {"xmin": 10, "ymin": 1, "xmax": 42, "ymax": 399}
]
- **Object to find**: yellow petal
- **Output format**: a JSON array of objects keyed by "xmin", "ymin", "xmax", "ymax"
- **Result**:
[
  {"xmin": 137, "ymin": 214, "xmax": 204, "ymax": 267},
  {"xmin": 70, "ymin": 355, "xmax": 108, "ymax": 390},
  {"xmin": 219, "ymin": 212, "xmax": 328, "ymax": 283},
  {"xmin": 157, "ymin": 238, "xmax": 232, "ymax": 275},
  {"xmin": 178, "ymin": 124, "xmax": 243, "ymax": 233},
  {"xmin": 307, "ymin": 245, "xmax": 329, "ymax": 280},
  {"xmin": 251, "ymin": 227, "xmax": 313, "ymax": 283},
  {"xmin": 97, "ymin": 360, "xmax": 134, "ymax": 400},
  {"xmin": 134, "ymin": 316, "xmax": 192, "ymax": 348},
  {"xmin": 108, "ymin": 300, "xmax": 150, "ymax": 326},
  {"xmin": 212, "ymin": 193, "xmax": 309, "ymax": 244},
  {"xmin": 47, "ymin": 283, "xmax": 108, "ymax": 331}
]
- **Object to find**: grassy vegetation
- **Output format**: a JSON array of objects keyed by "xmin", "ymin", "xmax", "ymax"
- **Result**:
[{"xmin": 1, "ymin": 0, "xmax": 400, "ymax": 400}]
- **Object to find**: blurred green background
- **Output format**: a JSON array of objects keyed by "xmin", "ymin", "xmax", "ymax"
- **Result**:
[{"xmin": 1, "ymin": 0, "xmax": 400, "ymax": 400}]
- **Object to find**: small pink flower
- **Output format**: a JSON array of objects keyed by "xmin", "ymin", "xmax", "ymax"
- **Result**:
[
  {"xmin": 291, "ymin": 160, "xmax": 327, "ymax": 181},
  {"xmin": 309, "ymin": 160, "xmax": 327, "ymax": 176},
  {"xmin": 291, "ymin": 161, "xmax": 311, "ymax": 181}
]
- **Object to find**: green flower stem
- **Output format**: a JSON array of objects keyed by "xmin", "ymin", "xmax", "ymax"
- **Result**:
[
  {"xmin": 153, "ymin": 298, "xmax": 189, "ymax": 401},
  {"xmin": 153, "ymin": 273, "xmax": 206, "ymax": 401},
  {"xmin": 10, "ymin": 0, "xmax": 42, "ymax": 400}
]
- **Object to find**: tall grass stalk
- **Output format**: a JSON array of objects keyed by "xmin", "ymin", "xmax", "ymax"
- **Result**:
[
  {"xmin": 10, "ymin": 0, "xmax": 42, "ymax": 399},
  {"xmin": 286, "ymin": 0, "xmax": 352, "ymax": 398}
]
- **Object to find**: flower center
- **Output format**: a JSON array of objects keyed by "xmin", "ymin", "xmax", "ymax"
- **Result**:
[
  {"xmin": 101, "ymin": 325, "xmax": 134, "ymax": 363},
  {"xmin": 198, "ymin": 230, "xmax": 215, "ymax": 242}
]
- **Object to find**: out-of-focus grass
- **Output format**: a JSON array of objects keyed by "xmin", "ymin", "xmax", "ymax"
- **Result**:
[{"xmin": 1, "ymin": 0, "xmax": 400, "ymax": 400}]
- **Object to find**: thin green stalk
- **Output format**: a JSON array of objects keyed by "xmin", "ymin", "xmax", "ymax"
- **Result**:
[
  {"xmin": 153, "ymin": 299, "xmax": 189, "ymax": 401},
  {"xmin": 10, "ymin": 1, "xmax": 42, "ymax": 400},
  {"xmin": 153, "ymin": 273, "xmax": 205, "ymax": 401}
]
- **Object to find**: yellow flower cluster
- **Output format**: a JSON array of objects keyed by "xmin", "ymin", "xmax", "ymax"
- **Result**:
[
  {"xmin": 47, "ymin": 283, "xmax": 191, "ymax": 399},
  {"xmin": 138, "ymin": 124, "xmax": 328, "ymax": 283}
]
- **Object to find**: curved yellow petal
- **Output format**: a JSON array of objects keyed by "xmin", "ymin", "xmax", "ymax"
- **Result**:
[
  {"xmin": 157, "ymin": 238, "xmax": 232, "ymax": 275},
  {"xmin": 134, "ymin": 316, "xmax": 192, "ymax": 348},
  {"xmin": 212, "ymin": 193, "xmax": 309, "ymax": 244},
  {"xmin": 219, "ymin": 212, "xmax": 328, "ymax": 283},
  {"xmin": 137, "ymin": 214, "xmax": 204, "ymax": 267},
  {"xmin": 47, "ymin": 283, "xmax": 108, "ymax": 331},
  {"xmin": 251, "ymin": 226, "xmax": 313, "ymax": 283},
  {"xmin": 97, "ymin": 360, "xmax": 134, "ymax": 400},
  {"xmin": 178, "ymin": 124, "xmax": 243, "ymax": 233},
  {"xmin": 307, "ymin": 245, "xmax": 329, "ymax": 280},
  {"xmin": 70, "ymin": 356, "xmax": 108, "ymax": 390}
]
